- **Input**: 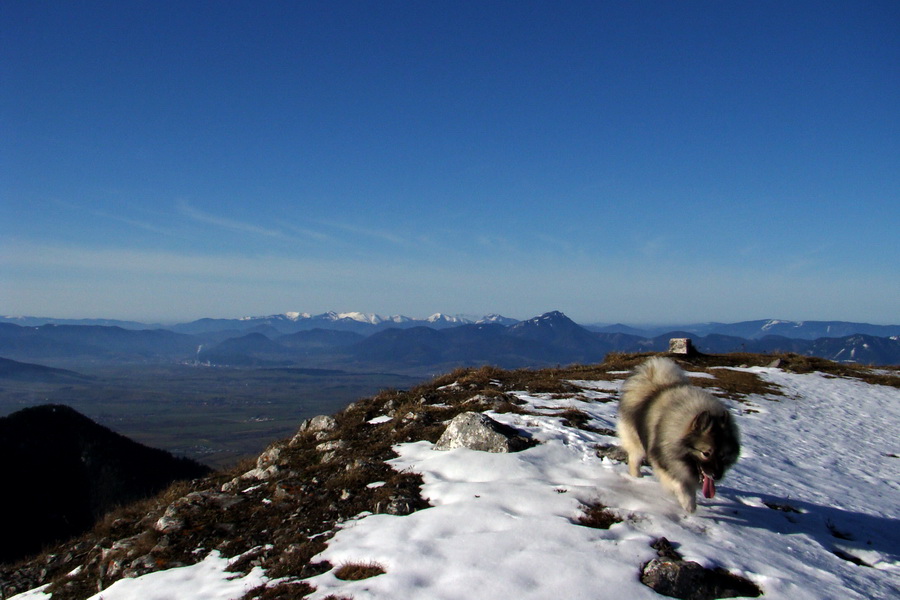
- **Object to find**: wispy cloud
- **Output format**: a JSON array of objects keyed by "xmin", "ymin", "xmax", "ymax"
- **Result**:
[
  {"xmin": 177, "ymin": 200, "xmax": 284, "ymax": 238},
  {"xmin": 49, "ymin": 197, "xmax": 180, "ymax": 238},
  {"xmin": 316, "ymin": 219, "xmax": 409, "ymax": 247},
  {"xmin": 0, "ymin": 239, "xmax": 356, "ymax": 282},
  {"xmin": 280, "ymin": 223, "xmax": 338, "ymax": 244},
  {"xmin": 93, "ymin": 209, "xmax": 180, "ymax": 237},
  {"xmin": 4, "ymin": 237, "xmax": 897, "ymax": 325}
]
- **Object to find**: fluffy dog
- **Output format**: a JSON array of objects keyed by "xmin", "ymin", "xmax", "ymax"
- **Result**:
[{"xmin": 617, "ymin": 357, "xmax": 740, "ymax": 512}]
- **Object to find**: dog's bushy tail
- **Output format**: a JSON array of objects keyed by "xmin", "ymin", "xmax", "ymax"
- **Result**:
[{"xmin": 623, "ymin": 357, "xmax": 688, "ymax": 399}]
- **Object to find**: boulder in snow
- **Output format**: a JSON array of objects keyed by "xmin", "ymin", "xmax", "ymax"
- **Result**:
[
  {"xmin": 640, "ymin": 555, "xmax": 761, "ymax": 600},
  {"xmin": 434, "ymin": 412, "xmax": 535, "ymax": 453}
]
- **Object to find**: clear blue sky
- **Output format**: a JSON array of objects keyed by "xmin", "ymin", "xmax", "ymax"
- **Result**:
[{"xmin": 2, "ymin": 1, "xmax": 898, "ymax": 324}]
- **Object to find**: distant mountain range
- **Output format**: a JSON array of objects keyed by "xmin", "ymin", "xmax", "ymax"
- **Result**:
[
  {"xmin": 1, "ymin": 312, "xmax": 899, "ymax": 370},
  {"xmin": 3, "ymin": 312, "xmax": 897, "ymax": 340},
  {"xmin": 0, "ymin": 312, "xmax": 519, "ymax": 335},
  {"xmin": 588, "ymin": 319, "xmax": 900, "ymax": 341}
]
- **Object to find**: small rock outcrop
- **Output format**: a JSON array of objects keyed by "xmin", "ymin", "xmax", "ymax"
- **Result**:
[
  {"xmin": 434, "ymin": 412, "xmax": 535, "ymax": 453},
  {"xmin": 290, "ymin": 414, "xmax": 338, "ymax": 446}
]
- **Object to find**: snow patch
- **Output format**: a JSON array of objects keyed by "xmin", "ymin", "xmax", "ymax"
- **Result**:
[{"xmin": 18, "ymin": 552, "xmax": 267, "ymax": 600}]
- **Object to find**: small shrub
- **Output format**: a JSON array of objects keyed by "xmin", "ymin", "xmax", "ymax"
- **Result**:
[{"xmin": 333, "ymin": 561, "xmax": 386, "ymax": 580}]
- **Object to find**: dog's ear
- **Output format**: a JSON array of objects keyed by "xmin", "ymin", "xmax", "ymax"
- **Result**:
[{"xmin": 690, "ymin": 410, "xmax": 712, "ymax": 433}]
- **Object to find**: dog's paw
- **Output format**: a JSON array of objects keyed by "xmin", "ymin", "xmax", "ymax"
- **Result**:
[{"xmin": 678, "ymin": 494, "xmax": 697, "ymax": 513}]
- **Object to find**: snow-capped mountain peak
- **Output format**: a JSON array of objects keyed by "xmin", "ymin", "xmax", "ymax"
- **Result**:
[
  {"xmin": 514, "ymin": 310, "xmax": 571, "ymax": 328},
  {"xmin": 283, "ymin": 312, "xmax": 311, "ymax": 321},
  {"xmin": 426, "ymin": 313, "xmax": 470, "ymax": 324},
  {"xmin": 329, "ymin": 312, "xmax": 385, "ymax": 325},
  {"xmin": 762, "ymin": 319, "xmax": 802, "ymax": 331},
  {"xmin": 472, "ymin": 314, "xmax": 520, "ymax": 327}
]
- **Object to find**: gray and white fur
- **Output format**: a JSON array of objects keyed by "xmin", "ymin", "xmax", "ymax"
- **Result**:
[{"xmin": 617, "ymin": 357, "xmax": 740, "ymax": 512}]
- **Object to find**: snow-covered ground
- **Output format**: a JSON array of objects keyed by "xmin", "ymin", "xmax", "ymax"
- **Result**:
[
  {"xmin": 13, "ymin": 367, "xmax": 900, "ymax": 600},
  {"xmin": 309, "ymin": 367, "xmax": 900, "ymax": 600}
]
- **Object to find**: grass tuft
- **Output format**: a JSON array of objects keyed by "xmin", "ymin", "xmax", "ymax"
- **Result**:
[
  {"xmin": 333, "ymin": 561, "xmax": 386, "ymax": 581},
  {"xmin": 576, "ymin": 502, "xmax": 623, "ymax": 529},
  {"xmin": 241, "ymin": 581, "xmax": 315, "ymax": 600}
]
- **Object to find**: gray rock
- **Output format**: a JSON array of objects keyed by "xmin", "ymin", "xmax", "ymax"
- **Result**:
[
  {"xmin": 300, "ymin": 415, "xmax": 337, "ymax": 433},
  {"xmin": 154, "ymin": 512, "xmax": 185, "ymax": 534},
  {"xmin": 221, "ymin": 445, "xmax": 287, "ymax": 490},
  {"xmin": 596, "ymin": 444, "xmax": 629, "ymax": 463},
  {"xmin": 256, "ymin": 445, "xmax": 283, "ymax": 469},
  {"xmin": 155, "ymin": 491, "xmax": 243, "ymax": 532},
  {"xmin": 290, "ymin": 414, "xmax": 337, "ymax": 445},
  {"xmin": 641, "ymin": 557, "xmax": 761, "ymax": 600},
  {"xmin": 240, "ymin": 464, "xmax": 280, "ymax": 482},
  {"xmin": 316, "ymin": 439, "xmax": 348, "ymax": 463},
  {"xmin": 434, "ymin": 412, "xmax": 534, "ymax": 453},
  {"xmin": 374, "ymin": 495, "xmax": 418, "ymax": 516}
]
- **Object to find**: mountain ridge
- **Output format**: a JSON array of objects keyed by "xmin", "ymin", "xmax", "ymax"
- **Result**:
[
  {"xmin": 195, "ymin": 312, "xmax": 900, "ymax": 369},
  {"xmin": 4, "ymin": 354, "xmax": 898, "ymax": 599},
  {"xmin": 0, "ymin": 356, "xmax": 92, "ymax": 383},
  {"xmin": 4, "ymin": 313, "xmax": 897, "ymax": 340},
  {"xmin": 3, "ymin": 312, "xmax": 900, "ymax": 368}
]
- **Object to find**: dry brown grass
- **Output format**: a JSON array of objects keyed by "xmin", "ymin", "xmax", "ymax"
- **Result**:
[
  {"xmin": 576, "ymin": 502, "xmax": 624, "ymax": 529},
  {"xmin": 600, "ymin": 351, "xmax": 900, "ymax": 396},
  {"xmin": 241, "ymin": 581, "xmax": 315, "ymax": 600},
  {"xmin": 554, "ymin": 407, "xmax": 613, "ymax": 434},
  {"xmin": 691, "ymin": 368, "xmax": 785, "ymax": 402},
  {"xmin": 333, "ymin": 561, "xmax": 386, "ymax": 581}
]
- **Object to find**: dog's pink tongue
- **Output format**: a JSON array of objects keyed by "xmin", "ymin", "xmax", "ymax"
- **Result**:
[{"xmin": 702, "ymin": 474, "xmax": 716, "ymax": 499}]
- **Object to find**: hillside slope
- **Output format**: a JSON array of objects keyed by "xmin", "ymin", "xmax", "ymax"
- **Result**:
[
  {"xmin": 0, "ymin": 357, "xmax": 91, "ymax": 383},
  {"xmin": 0, "ymin": 405, "xmax": 211, "ymax": 565},
  {"xmin": 5, "ymin": 354, "xmax": 899, "ymax": 600}
]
